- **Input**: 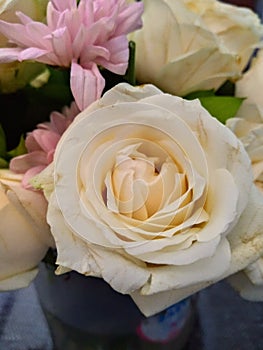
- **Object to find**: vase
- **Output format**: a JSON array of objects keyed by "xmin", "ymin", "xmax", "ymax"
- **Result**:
[{"xmin": 34, "ymin": 263, "xmax": 196, "ymax": 350}]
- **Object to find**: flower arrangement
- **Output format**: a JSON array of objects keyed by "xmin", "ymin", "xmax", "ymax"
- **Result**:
[{"xmin": 0, "ymin": 0, "xmax": 263, "ymax": 319}]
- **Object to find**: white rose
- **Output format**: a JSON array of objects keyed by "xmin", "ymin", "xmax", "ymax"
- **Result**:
[
  {"xmin": 129, "ymin": 0, "xmax": 263, "ymax": 96},
  {"xmin": 226, "ymin": 50, "xmax": 263, "ymax": 301},
  {"xmin": 236, "ymin": 49, "xmax": 263, "ymax": 107},
  {"xmin": 182, "ymin": 0, "xmax": 263, "ymax": 70},
  {"xmin": 0, "ymin": 169, "xmax": 54, "ymax": 290},
  {"xmin": 228, "ymin": 49, "xmax": 263, "ymax": 192},
  {"xmin": 36, "ymin": 83, "xmax": 263, "ymax": 316},
  {"xmin": 0, "ymin": 0, "xmax": 48, "ymax": 92},
  {"xmin": 227, "ymin": 103, "xmax": 263, "ymax": 192}
]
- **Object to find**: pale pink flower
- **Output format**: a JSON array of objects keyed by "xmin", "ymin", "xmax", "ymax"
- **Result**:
[
  {"xmin": 0, "ymin": 0, "xmax": 144, "ymax": 110},
  {"xmin": 10, "ymin": 102, "xmax": 80, "ymax": 188}
]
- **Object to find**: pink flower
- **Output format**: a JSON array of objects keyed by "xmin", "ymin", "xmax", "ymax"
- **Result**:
[
  {"xmin": 10, "ymin": 102, "xmax": 80, "ymax": 188},
  {"xmin": 0, "ymin": 0, "xmax": 144, "ymax": 110}
]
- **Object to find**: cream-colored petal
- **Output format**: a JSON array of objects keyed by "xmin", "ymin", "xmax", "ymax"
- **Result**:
[
  {"xmin": 76, "ymin": 83, "xmax": 162, "ymax": 118},
  {"xmin": 132, "ymin": 235, "xmax": 221, "ymax": 265},
  {"xmin": 47, "ymin": 193, "xmax": 102, "ymax": 277},
  {"xmin": 129, "ymin": 0, "xmax": 184, "ymax": 77},
  {"xmin": 245, "ymin": 258, "xmax": 263, "ymax": 285},
  {"xmin": 0, "ymin": 269, "xmax": 38, "ymax": 291},
  {"xmin": 142, "ymin": 94, "xmax": 253, "ymax": 216},
  {"xmin": 130, "ymin": 184, "xmax": 263, "ymax": 316},
  {"xmin": 140, "ymin": 237, "xmax": 230, "ymax": 295},
  {"xmin": 88, "ymin": 247, "xmax": 150, "ymax": 294},
  {"xmin": 197, "ymin": 168, "xmax": 239, "ymax": 242},
  {"xmin": 228, "ymin": 271, "xmax": 263, "ymax": 302},
  {"xmin": 236, "ymin": 50, "xmax": 263, "ymax": 107},
  {"xmin": 0, "ymin": 187, "xmax": 48, "ymax": 285}
]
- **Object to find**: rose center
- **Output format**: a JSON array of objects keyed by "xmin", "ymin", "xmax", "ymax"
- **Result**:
[{"xmin": 111, "ymin": 156, "xmax": 172, "ymax": 220}]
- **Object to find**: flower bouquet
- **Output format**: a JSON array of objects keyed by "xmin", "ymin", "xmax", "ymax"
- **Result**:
[{"xmin": 0, "ymin": 0, "xmax": 263, "ymax": 348}]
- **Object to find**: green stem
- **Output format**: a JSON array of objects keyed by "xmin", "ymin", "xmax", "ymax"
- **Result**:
[{"xmin": 125, "ymin": 41, "xmax": 136, "ymax": 86}]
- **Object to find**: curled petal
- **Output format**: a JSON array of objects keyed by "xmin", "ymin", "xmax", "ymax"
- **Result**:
[
  {"xmin": 10, "ymin": 151, "xmax": 48, "ymax": 174},
  {"xmin": 70, "ymin": 61, "xmax": 105, "ymax": 111}
]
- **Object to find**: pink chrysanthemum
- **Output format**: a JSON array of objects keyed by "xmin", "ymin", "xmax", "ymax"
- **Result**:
[
  {"xmin": 0, "ymin": 0, "xmax": 144, "ymax": 110},
  {"xmin": 10, "ymin": 102, "xmax": 80, "ymax": 188}
]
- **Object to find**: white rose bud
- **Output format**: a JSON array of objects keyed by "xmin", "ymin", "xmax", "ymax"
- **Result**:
[{"xmin": 0, "ymin": 169, "xmax": 54, "ymax": 290}]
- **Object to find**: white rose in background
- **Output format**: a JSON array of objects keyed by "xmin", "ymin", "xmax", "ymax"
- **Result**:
[
  {"xmin": 228, "ymin": 49, "xmax": 263, "ymax": 191},
  {"xmin": 35, "ymin": 83, "xmax": 263, "ymax": 316},
  {"xmin": 227, "ymin": 49, "xmax": 263, "ymax": 301},
  {"xmin": 235, "ymin": 48, "xmax": 263, "ymax": 107},
  {"xmin": 0, "ymin": 169, "xmax": 54, "ymax": 291},
  {"xmin": 227, "ymin": 103, "xmax": 263, "ymax": 192},
  {"xmin": 0, "ymin": 0, "xmax": 48, "ymax": 92},
  {"xmin": 129, "ymin": 0, "xmax": 263, "ymax": 97},
  {"xmin": 182, "ymin": 0, "xmax": 263, "ymax": 70}
]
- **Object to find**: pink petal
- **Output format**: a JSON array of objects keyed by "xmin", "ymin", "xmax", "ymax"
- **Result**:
[
  {"xmin": 72, "ymin": 25, "xmax": 86, "ymax": 59},
  {"xmin": 49, "ymin": 112, "xmax": 69, "ymax": 134},
  {"xmin": 25, "ymin": 133, "xmax": 42, "ymax": 152},
  {"xmin": 51, "ymin": 27, "xmax": 72, "ymax": 66},
  {"xmin": 0, "ymin": 21, "xmax": 27, "ymax": 46},
  {"xmin": 25, "ymin": 22, "xmax": 52, "ymax": 48},
  {"xmin": 79, "ymin": 0, "xmax": 94, "ymax": 28},
  {"xmin": 115, "ymin": 2, "xmax": 144, "ymax": 36},
  {"xmin": 51, "ymin": 0, "xmax": 77, "ymax": 12},
  {"xmin": 19, "ymin": 47, "xmax": 50, "ymax": 62},
  {"xmin": 16, "ymin": 11, "xmax": 34, "ymax": 25},
  {"xmin": 94, "ymin": 0, "xmax": 118, "ymax": 20},
  {"xmin": 32, "ymin": 129, "xmax": 60, "ymax": 152},
  {"xmin": 80, "ymin": 44, "xmax": 110, "ymax": 66},
  {"xmin": 46, "ymin": 2, "xmax": 60, "ymax": 30},
  {"xmin": 62, "ymin": 101, "xmax": 80, "ymax": 120},
  {"xmin": 10, "ymin": 151, "xmax": 48, "ymax": 174},
  {"xmin": 0, "ymin": 48, "xmax": 21, "ymax": 63},
  {"xmin": 47, "ymin": 149, "xmax": 55, "ymax": 164},
  {"xmin": 0, "ymin": 0, "xmax": 144, "ymax": 81},
  {"xmin": 0, "ymin": 20, "xmax": 49, "ymax": 49},
  {"xmin": 87, "ymin": 17, "xmax": 115, "ymax": 44},
  {"xmin": 70, "ymin": 61, "xmax": 105, "ymax": 111},
  {"xmin": 38, "ymin": 103, "xmax": 79, "ymax": 134},
  {"xmin": 56, "ymin": 8, "xmax": 70, "ymax": 29},
  {"xmin": 96, "ymin": 36, "xmax": 129, "ymax": 74},
  {"xmin": 33, "ymin": 50, "xmax": 61, "ymax": 65}
]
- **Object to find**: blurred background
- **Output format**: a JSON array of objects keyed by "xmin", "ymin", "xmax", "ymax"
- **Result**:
[{"xmin": 224, "ymin": 0, "xmax": 255, "ymax": 8}]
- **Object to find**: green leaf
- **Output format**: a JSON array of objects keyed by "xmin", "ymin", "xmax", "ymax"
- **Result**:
[
  {"xmin": 0, "ymin": 125, "xmax": 6, "ymax": 158},
  {"xmin": 124, "ymin": 41, "xmax": 136, "ymax": 86},
  {"xmin": 198, "ymin": 96, "xmax": 244, "ymax": 123},
  {"xmin": 7, "ymin": 135, "xmax": 27, "ymax": 159},
  {"xmin": 24, "ymin": 66, "xmax": 73, "ymax": 105},
  {"xmin": 0, "ymin": 157, "xmax": 8, "ymax": 168}
]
